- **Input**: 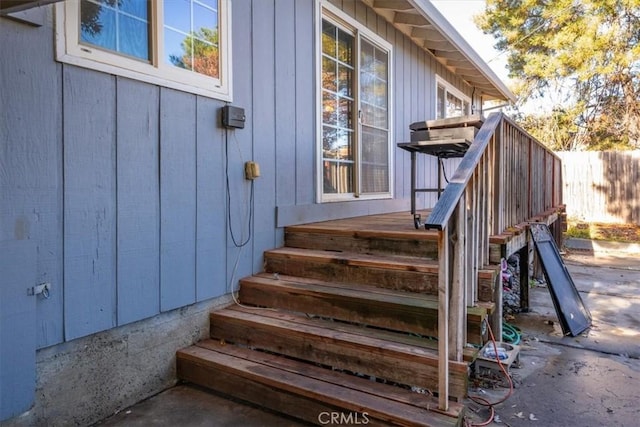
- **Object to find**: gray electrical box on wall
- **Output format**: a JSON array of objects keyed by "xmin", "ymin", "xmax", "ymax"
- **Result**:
[{"xmin": 221, "ymin": 105, "xmax": 246, "ymax": 129}]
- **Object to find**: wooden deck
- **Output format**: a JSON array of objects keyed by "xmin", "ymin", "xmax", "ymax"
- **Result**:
[{"xmin": 289, "ymin": 210, "xmax": 436, "ymax": 237}]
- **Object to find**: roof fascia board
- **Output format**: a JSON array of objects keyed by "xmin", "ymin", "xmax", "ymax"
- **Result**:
[{"xmin": 406, "ymin": 0, "xmax": 516, "ymax": 103}]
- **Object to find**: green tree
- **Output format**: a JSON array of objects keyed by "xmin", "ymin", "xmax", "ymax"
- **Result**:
[{"xmin": 477, "ymin": 0, "xmax": 640, "ymax": 150}]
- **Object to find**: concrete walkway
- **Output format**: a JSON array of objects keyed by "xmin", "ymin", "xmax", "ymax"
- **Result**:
[
  {"xmin": 466, "ymin": 248, "xmax": 640, "ymax": 426},
  {"xmin": 96, "ymin": 244, "xmax": 640, "ymax": 427},
  {"xmin": 94, "ymin": 384, "xmax": 309, "ymax": 427}
]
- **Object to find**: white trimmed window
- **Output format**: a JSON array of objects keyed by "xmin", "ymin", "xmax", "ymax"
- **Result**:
[
  {"xmin": 436, "ymin": 76, "xmax": 470, "ymax": 119},
  {"xmin": 319, "ymin": 3, "xmax": 393, "ymax": 201},
  {"xmin": 56, "ymin": 0, "xmax": 232, "ymax": 101}
]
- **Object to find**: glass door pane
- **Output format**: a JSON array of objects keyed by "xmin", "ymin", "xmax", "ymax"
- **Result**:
[
  {"xmin": 321, "ymin": 20, "xmax": 355, "ymax": 195},
  {"xmin": 359, "ymin": 38, "xmax": 389, "ymax": 194}
]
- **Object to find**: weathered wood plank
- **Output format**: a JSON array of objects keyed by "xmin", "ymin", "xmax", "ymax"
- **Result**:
[
  {"xmin": 240, "ymin": 274, "xmax": 436, "ymax": 337},
  {"xmin": 116, "ymin": 78, "xmax": 160, "ymax": 324},
  {"xmin": 285, "ymin": 230, "xmax": 438, "ymax": 258},
  {"xmin": 178, "ymin": 343, "xmax": 461, "ymax": 426},
  {"xmin": 264, "ymin": 247, "xmax": 440, "ymax": 293},
  {"xmin": 437, "ymin": 226, "xmax": 450, "ymax": 410},
  {"xmin": 195, "ymin": 339, "xmax": 465, "ymax": 418},
  {"xmin": 233, "ymin": 303, "xmax": 478, "ymax": 362},
  {"xmin": 557, "ymin": 151, "xmax": 640, "ymax": 223},
  {"xmin": 209, "ymin": 307, "xmax": 468, "ymax": 399},
  {"xmin": 246, "ymin": 272, "xmax": 490, "ymax": 317},
  {"xmin": 178, "ymin": 351, "xmax": 344, "ymax": 426},
  {"xmin": 450, "ymin": 198, "xmax": 465, "ymax": 362}
]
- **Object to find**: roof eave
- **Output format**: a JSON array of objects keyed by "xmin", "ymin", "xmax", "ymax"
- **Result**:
[
  {"xmin": 364, "ymin": 0, "xmax": 516, "ymax": 103},
  {"xmin": 407, "ymin": 0, "xmax": 516, "ymax": 103}
]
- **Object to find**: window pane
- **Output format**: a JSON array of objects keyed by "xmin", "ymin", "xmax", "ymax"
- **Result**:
[
  {"xmin": 360, "ymin": 39, "xmax": 389, "ymax": 194},
  {"xmin": 337, "ymin": 64, "xmax": 353, "ymax": 97},
  {"xmin": 322, "ymin": 91, "xmax": 337, "ymax": 126},
  {"xmin": 323, "ymin": 128, "xmax": 353, "ymax": 160},
  {"xmin": 80, "ymin": 0, "xmax": 150, "ymax": 61},
  {"xmin": 337, "ymin": 28, "xmax": 353, "ymax": 63},
  {"xmin": 120, "ymin": 0, "xmax": 147, "ymax": 19},
  {"xmin": 322, "ymin": 56, "xmax": 337, "ymax": 91},
  {"xmin": 164, "ymin": 0, "xmax": 220, "ymax": 79},
  {"xmin": 374, "ymin": 49, "xmax": 388, "ymax": 77},
  {"xmin": 322, "ymin": 18, "xmax": 356, "ymax": 197},
  {"xmin": 194, "ymin": 3, "xmax": 217, "ymax": 34},
  {"xmin": 322, "ymin": 21, "xmax": 336, "ymax": 57},
  {"xmin": 360, "ymin": 39, "xmax": 388, "ymax": 130},
  {"xmin": 337, "ymin": 97, "xmax": 352, "ymax": 129},
  {"xmin": 361, "ymin": 40, "xmax": 374, "ymax": 73},
  {"xmin": 198, "ymin": 0, "xmax": 219, "ymax": 11},
  {"xmin": 165, "ymin": 28, "xmax": 191, "ymax": 70},
  {"xmin": 361, "ymin": 125, "xmax": 389, "ymax": 193},
  {"xmin": 191, "ymin": 38, "xmax": 219, "ymax": 77},
  {"xmin": 437, "ymin": 84, "xmax": 445, "ymax": 119},
  {"xmin": 80, "ymin": 0, "xmax": 117, "ymax": 52},
  {"xmin": 164, "ymin": 0, "xmax": 190, "ymax": 32},
  {"xmin": 119, "ymin": 14, "xmax": 149, "ymax": 59},
  {"xmin": 447, "ymin": 91, "xmax": 464, "ymax": 117},
  {"xmin": 323, "ymin": 160, "xmax": 353, "ymax": 194}
]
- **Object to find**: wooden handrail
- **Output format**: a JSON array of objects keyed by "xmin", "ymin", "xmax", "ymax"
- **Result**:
[{"xmin": 426, "ymin": 111, "xmax": 563, "ymax": 411}]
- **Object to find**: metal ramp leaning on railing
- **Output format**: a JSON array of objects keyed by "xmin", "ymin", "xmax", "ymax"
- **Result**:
[{"xmin": 420, "ymin": 112, "xmax": 564, "ymax": 411}]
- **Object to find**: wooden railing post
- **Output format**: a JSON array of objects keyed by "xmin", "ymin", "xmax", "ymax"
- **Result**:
[
  {"xmin": 450, "ymin": 199, "xmax": 466, "ymax": 363},
  {"xmin": 437, "ymin": 226, "xmax": 449, "ymax": 411}
]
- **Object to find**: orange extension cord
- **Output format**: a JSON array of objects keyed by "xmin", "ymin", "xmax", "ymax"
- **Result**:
[{"xmin": 464, "ymin": 321, "xmax": 515, "ymax": 427}]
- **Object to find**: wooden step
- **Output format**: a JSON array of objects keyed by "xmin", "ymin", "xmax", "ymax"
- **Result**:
[
  {"xmin": 285, "ymin": 224, "xmax": 439, "ymax": 259},
  {"xmin": 209, "ymin": 306, "xmax": 469, "ymax": 400},
  {"xmin": 264, "ymin": 247, "xmax": 440, "ymax": 294},
  {"xmin": 177, "ymin": 340, "xmax": 464, "ymax": 426},
  {"xmin": 233, "ymin": 290, "xmax": 479, "ymax": 362},
  {"xmin": 478, "ymin": 266, "xmax": 500, "ymax": 302},
  {"xmin": 239, "ymin": 273, "xmax": 490, "ymax": 345}
]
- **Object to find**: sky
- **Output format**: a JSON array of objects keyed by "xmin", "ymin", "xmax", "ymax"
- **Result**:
[{"xmin": 430, "ymin": 0, "xmax": 511, "ymax": 83}]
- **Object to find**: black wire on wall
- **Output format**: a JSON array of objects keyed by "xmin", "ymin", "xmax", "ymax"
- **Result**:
[{"xmin": 225, "ymin": 129, "xmax": 254, "ymax": 248}]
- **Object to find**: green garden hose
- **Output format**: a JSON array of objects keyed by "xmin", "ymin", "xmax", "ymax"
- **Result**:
[{"xmin": 502, "ymin": 322, "xmax": 522, "ymax": 345}]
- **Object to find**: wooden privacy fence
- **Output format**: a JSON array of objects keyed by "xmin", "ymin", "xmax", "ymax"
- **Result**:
[
  {"xmin": 424, "ymin": 112, "xmax": 563, "ymax": 410},
  {"xmin": 557, "ymin": 151, "xmax": 640, "ymax": 224}
]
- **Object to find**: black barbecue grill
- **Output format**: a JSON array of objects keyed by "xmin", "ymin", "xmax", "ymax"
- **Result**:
[{"xmin": 397, "ymin": 116, "xmax": 483, "ymax": 228}]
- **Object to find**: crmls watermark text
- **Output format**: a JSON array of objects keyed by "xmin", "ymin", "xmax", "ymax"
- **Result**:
[{"xmin": 318, "ymin": 411, "xmax": 370, "ymax": 425}]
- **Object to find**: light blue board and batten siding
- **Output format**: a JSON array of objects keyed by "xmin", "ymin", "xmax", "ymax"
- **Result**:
[
  {"xmin": 63, "ymin": 67, "xmax": 118, "ymax": 339},
  {"xmin": 0, "ymin": 0, "xmax": 481, "ymax": 388},
  {"xmin": 0, "ymin": 11, "xmax": 64, "ymax": 349},
  {"xmin": 159, "ymin": 89, "xmax": 197, "ymax": 312},
  {"xmin": 1, "ymin": 6, "xmax": 232, "ymax": 350},
  {"xmin": 1, "ymin": 11, "xmax": 62, "ymax": 419},
  {"xmin": 116, "ymin": 79, "xmax": 160, "ymax": 324}
]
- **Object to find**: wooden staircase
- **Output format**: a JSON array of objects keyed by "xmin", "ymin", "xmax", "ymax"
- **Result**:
[{"xmin": 177, "ymin": 212, "xmax": 499, "ymax": 426}]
